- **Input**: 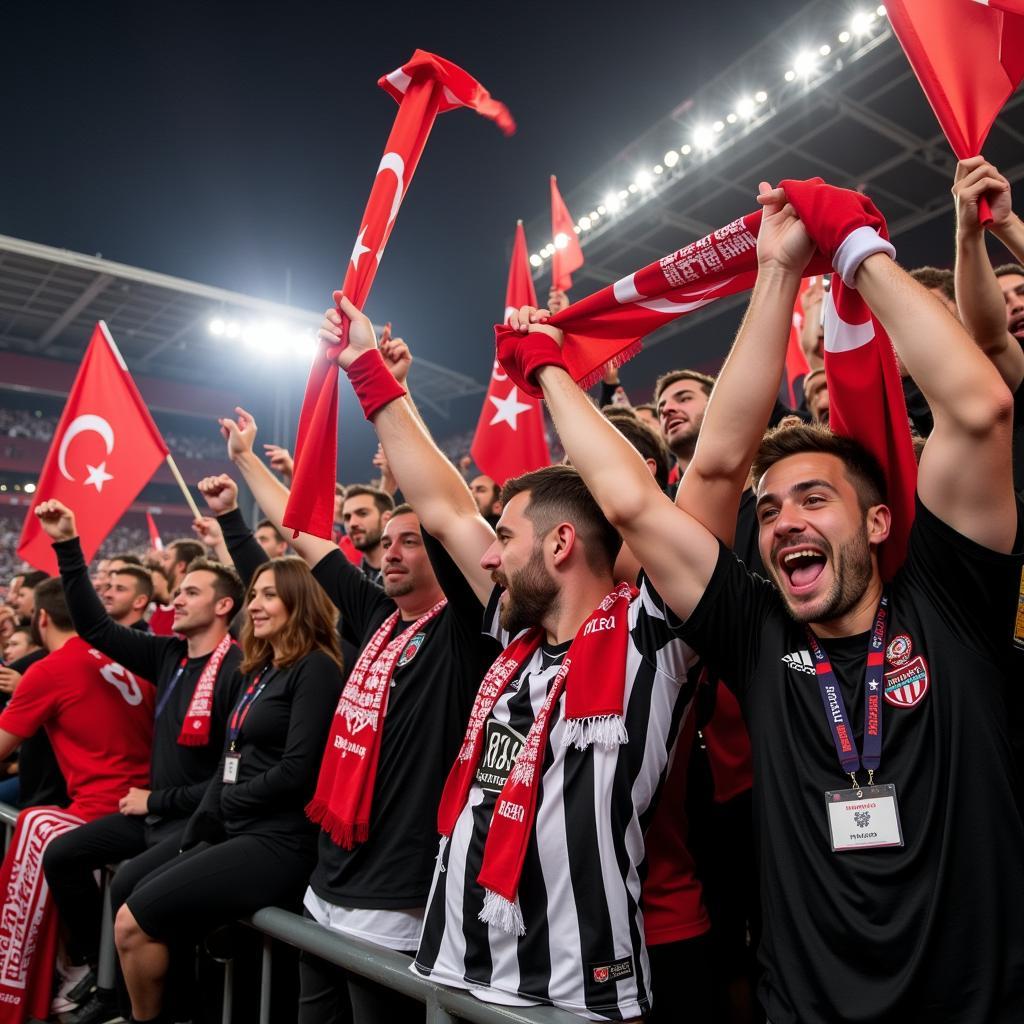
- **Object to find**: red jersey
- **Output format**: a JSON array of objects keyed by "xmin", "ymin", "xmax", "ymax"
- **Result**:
[
  {"xmin": 147, "ymin": 605, "xmax": 176, "ymax": 636},
  {"xmin": 0, "ymin": 637, "xmax": 154, "ymax": 819},
  {"xmin": 704, "ymin": 682, "xmax": 754, "ymax": 804}
]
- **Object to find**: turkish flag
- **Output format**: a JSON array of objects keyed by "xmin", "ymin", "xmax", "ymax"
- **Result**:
[
  {"xmin": 145, "ymin": 511, "xmax": 164, "ymax": 551},
  {"xmin": 18, "ymin": 323, "xmax": 168, "ymax": 575},
  {"xmin": 284, "ymin": 50, "xmax": 515, "ymax": 539},
  {"xmin": 782, "ymin": 277, "xmax": 817, "ymax": 408},
  {"xmin": 470, "ymin": 222, "xmax": 551, "ymax": 485},
  {"xmin": 887, "ymin": 0, "xmax": 1024, "ymax": 221},
  {"xmin": 550, "ymin": 176, "xmax": 585, "ymax": 292}
]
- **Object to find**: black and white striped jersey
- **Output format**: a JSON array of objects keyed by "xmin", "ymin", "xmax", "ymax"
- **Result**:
[{"xmin": 413, "ymin": 579, "xmax": 698, "ymax": 1021}]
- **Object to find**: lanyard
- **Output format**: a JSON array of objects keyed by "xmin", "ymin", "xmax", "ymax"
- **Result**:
[
  {"xmin": 228, "ymin": 668, "xmax": 272, "ymax": 749},
  {"xmin": 805, "ymin": 593, "xmax": 889, "ymax": 788},
  {"xmin": 155, "ymin": 658, "xmax": 188, "ymax": 720}
]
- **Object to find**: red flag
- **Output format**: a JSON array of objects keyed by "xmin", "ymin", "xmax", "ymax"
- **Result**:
[
  {"xmin": 18, "ymin": 323, "xmax": 169, "ymax": 574},
  {"xmin": 887, "ymin": 0, "xmax": 1024, "ymax": 221},
  {"xmin": 782, "ymin": 277, "xmax": 816, "ymax": 407},
  {"xmin": 145, "ymin": 511, "xmax": 164, "ymax": 551},
  {"xmin": 494, "ymin": 180, "xmax": 916, "ymax": 576},
  {"xmin": 550, "ymin": 175, "xmax": 585, "ymax": 292},
  {"xmin": 470, "ymin": 223, "xmax": 551, "ymax": 484},
  {"xmin": 284, "ymin": 50, "xmax": 515, "ymax": 539}
]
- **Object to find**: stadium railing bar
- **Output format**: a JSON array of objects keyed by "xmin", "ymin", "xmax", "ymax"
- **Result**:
[{"xmin": 0, "ymin": 803, "xmax": 580, "ymax": 1024}]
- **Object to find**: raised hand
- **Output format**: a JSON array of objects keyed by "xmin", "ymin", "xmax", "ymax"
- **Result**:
[
  {"xmin": 192, "ymin": 516, "xmax": 226, "ymax": 549},
  {"xmin": 319, "ymin": 290, "xmax": 379, "ymax": 371},
  {"xmin": 197, "ymin": 474, "xmax": 239, "ymax": 515},
  {"xmin": 954, "ymin": 156, "xmax": 1013, "ymax": 235},
  {"xmin": 263, "ymin": 444, "xmax": 294, "ymax": 480},
  {"xmin": 756, "ymin": 181, "xmax": 814, "ymax": 275},
  {"xmin": 219, "ymin": 407, "xmax": 257, "ymax": 461},
  {"xmin": 380, "ymin": 334, "xmax": 412, "ymax": 384},
  {"xmin": 508, "ymin": 305, "xmax": 563, "ymax": 345},
  {"xmin": 34, "ymin": 499, "xmax": 78, "ymax": 542}
]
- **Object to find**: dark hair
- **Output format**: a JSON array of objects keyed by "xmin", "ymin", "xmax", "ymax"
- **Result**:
[
  {"xmin": 255, "ymin": 519, "xmax": 286, "ymax": 544},
  {"xmin": 240, "ymin": 558, "xmax": 343, "ymax": 675},
  {"xmin": 654, "ymin": 369, "xmax": 716, "ymax": 405},
  {"xmin": 389, "ymin": 502, "xmax": 415, "ymax": 518},
  {"xmin": 633, "ymin": 402, "xmax": 657, "ymax": 416},
  {"xmin": 501, "ymin": 464, "xmax": 621, "ymax": 573},
  {"xmin": 20, "ymin": 571, "xmax": 49, "ymax": 591},
  {"xmin": 909, "ymin": 266, "xmax": 955, "ymax": 302},
  {"xmin": 994, "ymin": 263, "xmax": 1024, "ymax": 279},
  {"xmin": 32, "ymin": 578, "xmax": 73, "ymax": 632},
  {"xmin": 168, "ymin": 539, "xmax": 205, "ymax": 569},
  {"xmin": 751, "ymin": 423, "xmax": 887, "ymax": 511},
  {"xmin": 108, "ymin": 552, "xmax": 144, "ymax": 567},
  {"xmin": 603, "ymin": 408, "xmax": 671, "ymax": 490},
  {"xmin": 182, "ymin": 558, "xmax": 244, "ymax": 620},
  {"xmin": 342, "ymin": 484, "xmax": 395, "ymax": 516},
  {"xmin": 109, "ymin": 565, "xmax": 154, "ymax": 601}
]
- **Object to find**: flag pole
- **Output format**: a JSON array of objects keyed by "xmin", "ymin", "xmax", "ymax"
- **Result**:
[{"xmin": 165, "ymin": 455, "xmax": 202, "ymax": 519}]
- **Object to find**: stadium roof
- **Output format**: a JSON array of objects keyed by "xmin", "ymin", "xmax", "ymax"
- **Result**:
[
  {"xmin": 0, "ymin": 233, "xmax": 484, "ymax": 420},
  {"xmin": 523, "ymin": 0, "xmax": 1024, "ymax": 368}
]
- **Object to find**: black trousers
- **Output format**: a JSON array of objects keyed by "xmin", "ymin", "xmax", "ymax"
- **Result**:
[
  {"xmin": 297, "ymin": 909, "xmax": 423, "ymax": 1024},
  {"xmin": 648, "ymin": 932, "xmax": 714, "ymax": 1024},
  {"xmin": 42, "ymin": 812, "xmax": 186, "ymax": 965}
]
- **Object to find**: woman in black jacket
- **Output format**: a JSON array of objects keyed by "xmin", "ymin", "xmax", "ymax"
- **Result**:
[{"xmin": 114, "ymin": 557, "xmax": 343, "ymax": 1024}]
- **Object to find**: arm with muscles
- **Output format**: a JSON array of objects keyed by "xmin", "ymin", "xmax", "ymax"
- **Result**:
[
  {"xmin": 991, "ymin": 201, "xmax": 1024, "ymax": 266},
  {"xmin": 197, "ymin": 474, "xmax": 266, "ymax": 584},
  {"xmin": 33, "ymin": 500, "xmax": 169, "ymax": 680},
  {"xmin": 675, "ymin": 182, "xmax": 815, "ymax": 544},
  {"xmin": 953, "ymin": 158, "xmax": 1024, "ymax": 390},
  {"xmin": 219, "ymin": 410, "xmax": 336, "ymax": 571},
  {"xmin": 321, "ymin": 293, "xmax": 496, "ymax": 605},
  {"xmin": 856, "ymin": 254, "xmax": 1017, "ymax": 552},
  {"xmin": 192, "ymin": 514, "xmax": 232, "ymax": 567}
]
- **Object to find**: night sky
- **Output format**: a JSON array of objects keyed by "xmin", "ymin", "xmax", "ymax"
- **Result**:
[{"xmin": 3, "ymin": 0, "xmax": 828, "ymax": 470}]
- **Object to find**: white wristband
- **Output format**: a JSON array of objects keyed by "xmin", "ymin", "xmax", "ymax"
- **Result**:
[{"xmin": 833, "ymin": 226, "xmax": 896, "ymax": 287}]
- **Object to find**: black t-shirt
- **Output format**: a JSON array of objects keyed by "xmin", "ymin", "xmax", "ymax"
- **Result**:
[
  {"xmin": 670, "ymin": 497, "xmax": 1024, "ymax": 1023},
  {"xmin": 54, "ymin": 537, "xmax": 244, "ymax": 819},
  {"xmin": 307, "ymin": 534, "xmax": 500, "ymax": 909}
]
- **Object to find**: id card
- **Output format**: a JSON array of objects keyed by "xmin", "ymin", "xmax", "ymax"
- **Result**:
[
  {"xmin": 825, "ymin": 783, "xmax": 903, "ymax": 852},
  {"xmin": 223, "ymin": 753, "xmax": 240, "ymax": 784}
]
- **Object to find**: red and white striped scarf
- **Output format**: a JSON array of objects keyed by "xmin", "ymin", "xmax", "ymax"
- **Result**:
[
  {"xmin": 437, "ymin": 582, "xmax": 637, "ymax": 936},
  {"xmin": 307, "ymin": 599, "xmax": 447, "ymax": 848},
  {"xmin": 178, "ymin": 633, "xmax": 235, "ymax": 746}
]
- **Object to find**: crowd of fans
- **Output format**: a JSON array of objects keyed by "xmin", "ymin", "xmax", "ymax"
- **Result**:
[{"xmin": 1, "ymin": 160, "xmax": 1024, "ymax": 1024}]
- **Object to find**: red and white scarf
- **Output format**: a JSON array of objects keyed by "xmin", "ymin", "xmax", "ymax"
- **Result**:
[
  {"xmin": 178, "ymin": 633, "xmax": 235, "ymax": 746},
  {"xmin": 494, "ymin": 178, "xmax": 918, "ymax": 579},
  {"xmin": 0, "ymin": 807, "xmax": 84, "ymax": 1024},
  {"xmin": 437, "ymin": 582, "xmax": 637, "ymax": 936},
  {"xmin": 307, "ymin": 599, "xmax": 447, "ymax": 848}
]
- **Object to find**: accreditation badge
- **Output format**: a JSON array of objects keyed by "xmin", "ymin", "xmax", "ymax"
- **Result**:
[
  {"xmin": 825, "ymin": 783, "xmax": 903, "ymax": 852},
  {"xmin": 223, "ymin": 753, "xmax": 241, "ymax": 784}
]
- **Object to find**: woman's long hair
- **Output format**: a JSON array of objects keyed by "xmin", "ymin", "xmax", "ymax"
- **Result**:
[{"xmin": 240, "ymin": 557, "xmax": 343, "ymax": 675}]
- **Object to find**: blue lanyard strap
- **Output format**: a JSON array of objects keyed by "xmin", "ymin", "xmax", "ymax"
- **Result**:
[
  {"xmin": 155, "ymin": 658, "xmax": 188, "ymax": 720},
  {"xmin": 805, "ymin": 593, "xmax": 889, "ymax": 787},
  {"xmin": 228, "ymin": 668, "xmax": 272, "ymax": 746}
]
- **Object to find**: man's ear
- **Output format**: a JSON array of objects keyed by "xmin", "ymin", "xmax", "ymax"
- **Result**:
[
  {"xmin": 866, "ymin": 503, "xmax": 892, "ymax": 548},
  {"xmin": 549, "ymin": 522, "xmax": 577, "ymax": 568}
]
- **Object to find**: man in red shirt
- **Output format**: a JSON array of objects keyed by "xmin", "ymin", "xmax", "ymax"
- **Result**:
[{"xmin": 0, "ymin": 578, "xmax": 153, "ymax": 1023}]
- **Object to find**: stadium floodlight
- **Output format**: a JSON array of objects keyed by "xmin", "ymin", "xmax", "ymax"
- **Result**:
[
  {"xmin": 529, "ymin": 253, "xmax": 543, "ymax": 267},
  {"xmin": 755, "ymin": 90, "xmax": 768, "ymax": 103},
  {"xmin": 209, "ymin": 318, "xmax": 226, "ymax": 336},
  {"xmin": 726, "ymin": 112, "xmax": 738, "ymax": 124},
  {"xmin": 597, "ymin": 204, "xmax": 608, "ymax": 215},
  {"xmin": 579, "ymin": 216, "xmax": 592, "ymax": 230},
  {"xmin": 681, "ymin": 143, "xmax": 692, "ymax": 155},
  {"xmin": 735, "ymin": 97, "xmax": 756, "ymax": 119},
  {"xmin": 224, "ymin": 321, "xmax": 240, "ymax": 339},
  {"xmin": 693, "ymin": 125, "xmax": 714, "ymax": 151},
  {"xmin": 653, "ymin": 163, "xmax": 664, "ymax": 174},
  {"xmin": 618, "ymin": 188, "xmax": 630, "ymax": 200},
  {"xmin": 784, "ymin": 69, "xmax": 797, "ymax": 82},
  {"xmin": 713, "ymin": 119, "xmax": 725, "ymax": 132},
  {"xmin": 664, "ymin": 149, "xmax": 680, "ymax": 167},
  {"xmin": 554, "ymin": 232, "xmax": 570, "ymax": 249},
  {"xmin": 634, "ymin": 170, "xmax": 652, "ymax": 190},
  {"xmin": 850, "ymin": 11, "xmax": 875, "ymax": 36},
  {"xmin": 793, "ymin": 51, "xmax": 817, "ymax": 76},
  {"xmin": 838, "ymin": 29, "xmax": 852, "ymax": 43},
  {"xmin": 819, "ymin": 44, "xmax": 831, "ymax": 56},
  {"xmin": 588, "ymin": 210, "xmax": 600, "ymax": 221},
  {"xmin": 24, "ymin": 483, "xmax": 36, "ymax": 494},
  {"xmin": 876, "ymin": 4, "xmax": 886, "ymax": 15}
]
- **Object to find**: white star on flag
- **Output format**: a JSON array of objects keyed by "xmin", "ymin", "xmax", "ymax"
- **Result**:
[
  {"xmin": 84, "ymin": 462, "xmax": 113, "ymax": 492},
  {"xmin": 350, "ymin": 226, "xmax": 371, "ymax": 270},
  {"xmin": 488, "ymin": 386, "xmax": 532, "ymax": 430}
]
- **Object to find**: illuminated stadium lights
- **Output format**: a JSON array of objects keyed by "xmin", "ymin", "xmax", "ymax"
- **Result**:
[
  {"xmin": 713, "ymin": 119, "xmax": 725, "ymax": 132},
  {"xmin": 838, "ymin": 29, "xmax": 852, "ymax": 43},
  {"xmin": 851, "ymin": 11, "xmax": 876, "ymax": 36},
  {"xmin": 209, "ymin": 318, "xmax": 226, "ymax": 336},
  {"xmin": 24, "ymin": 483, "xmax": 36, "ymax": 494},
  {"xmin": 579, "ymin": 215, "xmax": 592, "ymax": 230},
  {"xmin": 819, "ymin": 44, "xmax": 831, "ymax": 56},
  {"xmin": 735, "ymin": 97, "xmax": 755, "ymax": 119},
  {"xmin": 604, "ymin": 194, "xmax": 620, "ymax": 213},
  {"xmin": 681, "ymin": 143, "xmax": 692, "ymax": 155},
  {"xmin": 554, "ymin": 232, "xmax": 570, "ymax": 249},
  {"xmin": 726, "ymin": 112, "xmax": 738, "ymax": 124},
  {"xmin": 877, "ymin": 4, "xmax": 886, "ymax": 15},
  {"xmin": 627, "ymin": 182, "xmax": 639, "ymax": 193},
  {"xmin": 793, "ymin": 51, "xmax": 817, "ymax": 76},
  {"xmin": 755, "ymin": 90, "xmax": 768, "ymax": 103},
  {"xmin": 618, "ymin": 189, "xmax": 629, "ymax": 200},
  {"xmin": 634, "ymin": 170, "xmax": 653, "ymax": 190},
  {"xmin": 529, "ymin": 253, "xmax": 542, "ymax": 267},
  {"xmin": 785, "ymin": 69, "xmax": 797, "ymax": 82},
  {"xmin": 653, "ymin": 164, "xmax": 664, "ymax": 174},
  {"xmin": 693, "ymin": 125, "xmax": 714, "ymax": 151},
  {"xmin": 664, "ymin": 149, "xmax": 680, "ymax": 167},
  {"xmin": 224, "ymin": 321, "xmax": 240, "ymax": 339},
  {"xmin": 597, "ymin": 204, "xmax": 607, "ymax": 215}
]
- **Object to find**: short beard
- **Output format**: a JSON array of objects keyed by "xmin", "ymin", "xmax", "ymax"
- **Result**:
[
  {"xmin": 497, "ymin": 547, "xmax": 559, "ymax": 636},
  {"xmin": 667, "ymin": 412, "xmax": 704, "ymax": 463},
  {"xmin": 352, "ymin": 526, "xmax": 382, "ymax": 552},
  {"xmin": 778, "ymin": 525, "xmax": 873, "ymax": 626},
  {"xmin": 384, "ymin": 577, "xmax": 415, "ymax": 598}
]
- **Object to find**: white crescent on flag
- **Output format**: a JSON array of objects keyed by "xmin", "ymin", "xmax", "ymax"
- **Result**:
[{"xmin": 58, "ymin": 414, "xmax": 115, "ymax": 491}]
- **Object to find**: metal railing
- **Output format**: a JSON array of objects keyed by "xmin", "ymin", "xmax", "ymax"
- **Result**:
[{"xmin": 0, "ymin": 803, "xmax": 580, "ymax": 1024}]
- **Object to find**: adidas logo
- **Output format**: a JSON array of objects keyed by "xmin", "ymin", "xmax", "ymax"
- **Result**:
[{"xmin": 781, "ymin": 650, "xmax": 815, "ymax": 675}]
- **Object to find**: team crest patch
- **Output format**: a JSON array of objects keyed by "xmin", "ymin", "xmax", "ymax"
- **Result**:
[
  {"xmin": 589, "ymin": 955, "xmax": 634, "ymax": 985},
  {"xmin": 884, "ymin": 655, "xmax": 929, "ymax": 708},
  {"xmin": 397, "ymin": 632, "xmax": 426, "ymax": 667},
  {"xmin": 886, "ymin": 634, "xmax": 913, "ymax": 668}
]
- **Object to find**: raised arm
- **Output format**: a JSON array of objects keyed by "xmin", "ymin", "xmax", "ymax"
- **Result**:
[
  {"xmin": 320, "ymin": 293, "xmax": 496, "ymax": 605},
  {"xmin": 218, "ymin": 409, "xmax": 337, "ymax": 569},
  {"xmin": 196, "ymin": 476, "xmax": 267, "ymax": 585},
  {"xmin": 676, "ymin": 182, "xmax": 814, "ymax": 543},
  {"xmin": 856, "ymin": 253, "xmax": 1016, "ymax": 552},
  {"xmin": 953, "ymin": 158, "xmax": 1024, "ymax": 391}
]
